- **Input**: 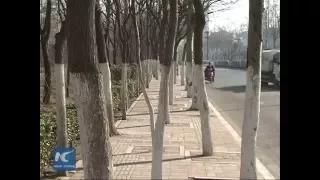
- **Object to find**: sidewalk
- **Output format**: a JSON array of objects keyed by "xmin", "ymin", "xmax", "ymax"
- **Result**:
[{"xmin": 65, "ymin": 75, "xmax": 271, "ymax": 180}]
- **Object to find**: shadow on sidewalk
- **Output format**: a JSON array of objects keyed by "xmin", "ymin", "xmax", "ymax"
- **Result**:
[
  {"xmin": 117, "ymin": 124, "xmax": 150, "ymax": 129},
  {"xmin": 114, "ymin": 154, "xmax": 204, "ymax": 167},
  {"xmin": 114, "ymin": 150, "xmax": 152, "ymax": 156},
  {"xmin": 127, "ymin": 109, "xmax": 189, "ymax": 116}
]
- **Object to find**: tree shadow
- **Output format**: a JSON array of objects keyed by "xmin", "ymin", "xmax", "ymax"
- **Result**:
[
  {"xmin": 117, "ymin": 124, "xmax": 150, "ymax": 129},
  {"xmin": 216, "ymin": 85, "xmax": 279, "ymax": 93},
  {"xmin": 113, "ymin": 150, "xmax": 152, "ymax": 156},
  {"xmin": 127, "ymin": 109, "xmax": 189, "ymax": 116},
  {"xmin": 114, "ymin": 154, "xmax": 204, "ymax": 167}
]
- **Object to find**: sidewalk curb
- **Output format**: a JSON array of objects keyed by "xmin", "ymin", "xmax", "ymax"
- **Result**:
[
  {"xmin": 115, "ymin": 91, "xmax": 144, "ymax": 128},
  {"xmin": 208, "ymin": 102, "xmax": 275, "ymax": 180}
]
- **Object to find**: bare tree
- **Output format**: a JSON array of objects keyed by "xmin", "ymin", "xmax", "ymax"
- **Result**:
[
  {"xmin": 54, "ymin": 2, "xmax": 69, "ymax": 176},
  {"xmin": 185, "ymin": 0, "xmax": 194, "ymax": 99},
  {"xmin": 169, "ymin": 0, "xmax": 188, "ymax": 104},
  {"xmin": 114, "ymin": 0, "xmax": 130, "ymax": 120},
  {"xmin": 240, "ymin": 0, "xmax": 263, "ymax": 179},
  {"xmin": 40, "ymin": 0, "xmax": 52, "ymax": 104},
  {"xmin": 67, "ymin": 0, "xmax": 113, "ymax": 178},
  {"xmin": 269, "ymin": 2, "xmax": 279, "ymax": 48},
  {"xmin": 152, "ymin": 0, "xmax": 177, "ymax": 178},
  {"xmin": 95, "ymin": 1, "xmax": 120, "ymax": 136},
  {"xmin": 131, "ymin": 0, "xmax": 156, "ymax": 159},
  {"xmin": 193, "ymin": 0, "xmax": 213, "ymax": 156}
]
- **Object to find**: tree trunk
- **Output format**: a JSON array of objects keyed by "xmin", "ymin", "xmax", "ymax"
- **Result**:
[
  {"xmin": 136, "ymin": 64, "xmax": 140, "ymax": 96},
  {"xmin": 193, "ymin": 0, "xmax": 213, "ymax": 155},
  {"xmin": 131, "ymin": 0, "xmax": 155, "ymax": 152},
  {"xmin": 67, "ymin": 0, "xmax": 113, "ymax": 178},
  {"xmin": 41, "ymin": 0, "xmax": 52, "ymax": 105},
  {"xmin": 176, "ymin": 61, "xmax": 179, "ymax": 75},
  {"xmin": 152, "ymin": 65, "xmax": 171, "ymax": 179},
  {"xmin": 152, "ymin": 0, "xmax": 177, "ymax": 178},
  {"xmin": 121, "ymin": 62, "xmax": 128, "ymax": 119},
  {"xmin": 66, "ymin": 62, "xmax": 70, "ymax": 97},
  {"xmin": 155, "ymin": 59, "xmax": 159, "ymax": 80},
  {"xmin": 240, "ymin": 0, "xmax": 263, "ymax": 179},
  {"xmin": 185, "ymin": 0, "xmax": 194, "ymax": 97},
  {"xmin": 42, "ymin": 42, "xmax": 52, "ymax": 104},
  {"xmin": 190, "ymin": 63, "xmax": 199, "ymax": 110},
  {"xmin": 54, "ymin": 20, "xmax": 68, "ymax": 168},
  {"xmin": 95, "ymin": 5, "xmax": 120, "ymax": 136},
  {"xmin": 169, "ymin": 64, "xmax": 174, "ymax": 105},
  {"xmin": 173, "ymin": 44, "xmax": 178, "ymax": 84},
  {"xmin": 146, "ymin": 59, "xmax": 150, "ymax": 88},
  {"xmin": 181, "ymin": 43, "xmax": 187, "ymax": 86}
]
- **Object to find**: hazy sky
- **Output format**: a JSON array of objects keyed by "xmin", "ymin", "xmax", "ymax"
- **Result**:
[{"xmin": 207, "ymin": 0, "xmax": 249, "ymax": 31}]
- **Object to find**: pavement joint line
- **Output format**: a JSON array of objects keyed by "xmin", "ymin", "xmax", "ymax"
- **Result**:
[{"xmin": 208, "ymin": 102, "xmax": 275, "ymax": 180}]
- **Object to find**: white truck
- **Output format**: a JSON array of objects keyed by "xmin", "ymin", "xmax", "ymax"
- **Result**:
[{"xmin": 261, "ymin": 49, "xmax": 280, "ymax": 88}]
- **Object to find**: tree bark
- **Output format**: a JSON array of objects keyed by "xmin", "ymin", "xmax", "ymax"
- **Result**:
[
  {"xmin": 181, "ymin": 43, "xmax": 187, "ymax": 86},
  {"xmin": 152, "ymin": 0, "xmax": 177, "ymax": 178},
  {"xmin": 95, "ymin": 4, "xmax": 120, "ymax": 136},
  {"xmin": 115, "ymin": 0, "xmax": 128, "ymax": 120},
  {"xmin": 240, "ymin": 0, "xmax": 263, "ymax": 179},
  {"xmin": 185, "ymin": 0, "xmax": 194, "ymax": 98},
  {"xmin": 67, "ymin": 0, "xmax": 113, "ymax": 178},
  {"xmin": 131, "ymin": 0, "xmax": 155, "ymax": 153},
  {"xmin": 41, "ymin": 0, "xmax": 52, "ymax": 105},
  {"xmin": 54, "ymin": 20, "xmax": 68, "ymax": 167},
  {"xmin": 173, "ymin": 42, "xmax": 178, "ymax": 84},
  {"xmin": 193, "ymin": 0, "xmax": 213, "ymax": 155},
  {"xmin": 169, "ymin": 64, "xmax": 174, "ymax": 105},
  {"xmin": 120, "ymin": 62, "xmax": 128, "ymax": 119}
]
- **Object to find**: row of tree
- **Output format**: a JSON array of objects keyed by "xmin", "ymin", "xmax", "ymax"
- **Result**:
[{"xmin": 40, "ymin": 0, "xmax": 266, "ymax": 179}]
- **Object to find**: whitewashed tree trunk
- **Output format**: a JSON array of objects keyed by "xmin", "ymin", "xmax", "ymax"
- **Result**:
[
  {"xmin": 100, "ymin": 63, "xmax": 120, "ymax": 136},
  {"xmin": 121, "ymin": 62, "xmax": 128, "ymax": 120},
  {"xmin": 67, "ymin": 0, "xmax": 113, "ymax": 178},
  {"xmin": 169, "ymin": 64, "xmax": 174, "ymax": 105},
  {"xmin": 240, "ymin": 0, "xmax": 263, "ymax": 178},
  {"xmin": 55, "ymin": 63, "xmax": 68, "ymax": 148},
  {"xmin": 176, "ymin": 61, "xmax": 179, "ymax": 75},
  {"xmin": 185, "ymin": 62, "xmax": 192, "ymax": 97},
  {"xmin": 190, "ymin": 66, "xmax": 199, "ymax": 110},
  {"xmin": 195, "ymin": 65, "xmax": 213, "ymax": 155},
  {"xmin": 181, "ymin": 62, "xmax": 185, "ymax": 86},
  {"xmin": 240, "ymin": 66, "xmax": 261, "ymax": 179},
  {"xmin": 174, "ymin": 61, "xmax": 177, "ymax": 84},
  {"xmin": 146, "ymin": 59, "xmax": 150, "ymax": 88},
  {"xmin": 131, "ymin": 0, "xmax": 156, "ymax": 158},
  {"xmin": 181, "ymin": 44, "xmax": 187, "ymax": 86},
  {"xmin": 71, "ymin": 74, "xmax": 113, "ymax": 179},
  {"xmin": 155, "ymin": 60, "xmax": 159, "ymax": 80},
  {"xmin": 136, "ymin": 64, "xmax": 140, "ymax": 96},
  {"xmin": 152, "ymin": 65, "xmax": 171, "ymax": 179}
]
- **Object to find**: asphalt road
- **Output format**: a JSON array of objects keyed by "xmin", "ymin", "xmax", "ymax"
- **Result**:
[{"xmin": 205, "ymin": 68, "xmax": 280, "ymax": 179}]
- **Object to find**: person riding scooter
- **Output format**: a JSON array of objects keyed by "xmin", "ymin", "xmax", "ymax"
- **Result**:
[{"xmin": 204, "ymin": 62, "xmax": 215, "ymax": 83}]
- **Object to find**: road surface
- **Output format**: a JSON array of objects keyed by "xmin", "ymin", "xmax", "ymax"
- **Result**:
[{"xmin": 205, "ymin": 68, "xmax": 280, "ymax": 179}]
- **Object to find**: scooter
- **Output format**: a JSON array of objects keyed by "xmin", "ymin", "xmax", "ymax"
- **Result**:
[{"xmin": 205, "ymin": 69, "xmax": 215, "ymax": 83}]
